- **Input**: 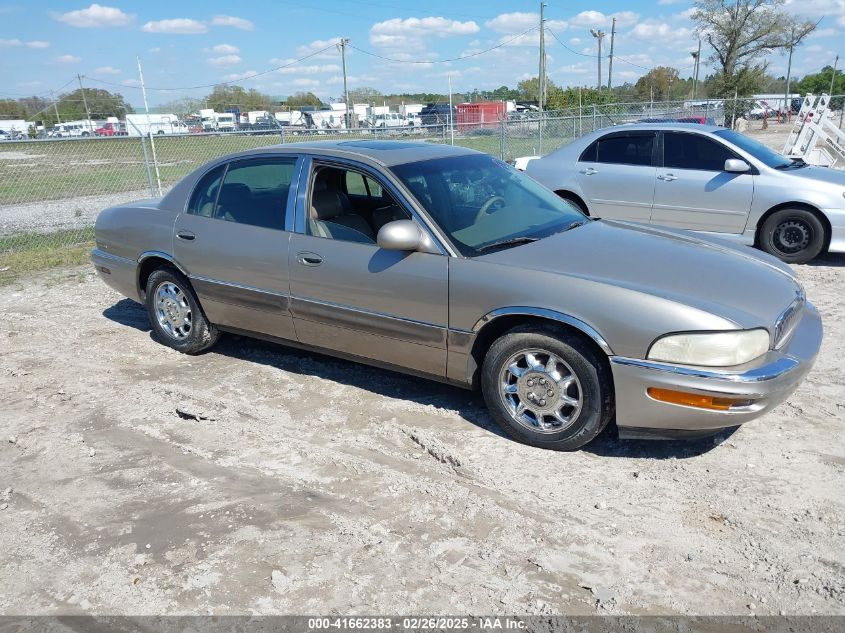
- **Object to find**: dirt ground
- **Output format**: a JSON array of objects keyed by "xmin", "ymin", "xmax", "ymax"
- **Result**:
[{"xmin": 0, "ymin": 256, "xmax": 843, "ymax": 616}]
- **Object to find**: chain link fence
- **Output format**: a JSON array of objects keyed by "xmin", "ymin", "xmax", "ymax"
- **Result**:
[{"xmin": 2, "ymin": 97, "xmax": 843, "ymax": 281}]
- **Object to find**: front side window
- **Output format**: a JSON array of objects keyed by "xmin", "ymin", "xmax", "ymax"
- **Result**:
[
  {"xmin": 391, "ymin": 153, "xmax": 586, "ymax": 256},
  {"xmin": 663, "ymin": 132, "xmax": 736, "ymax": 171},
  {"xmin": 309, "ymin": 165, "xmax": 410, "ymax": 244},
  {"xmin": 713, "ymin": 128, "xmax": 793, "ymax": 169},
  {"xmin": 215, "ymin": 158, "xmax": 296, "ymax": 230},
  {"xmin": 595, "ymin": 133, "xmax": 655, "ymax": 166}
]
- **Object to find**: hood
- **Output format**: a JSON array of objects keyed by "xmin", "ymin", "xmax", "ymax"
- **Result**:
[
  {"xmin": 782, "ymin": 164, "xmax": 845, "ymax": 189},
  {"xmin": 479, "ymin": 220, "xmax": 802, "ymax": 330}
]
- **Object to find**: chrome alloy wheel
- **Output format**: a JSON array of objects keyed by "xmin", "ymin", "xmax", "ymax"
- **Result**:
[
  {"xmin": 154, "ymin": 281, "xmax": 192, "ymax": 340},
  {"xmin": 499, "ymin": 349, "xmax": 583, "ymax": 434},
  {"xmin": 774, "ymin": 219, "xmax": 811, "ymax": 254}
]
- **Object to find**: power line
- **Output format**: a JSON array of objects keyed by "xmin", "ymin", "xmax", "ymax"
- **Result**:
[
  {"xmin": 349, "ymin": 27, "xmax": 539, "ymax": 64},
  {"xmin": 83, "ymin": 44, "xmax": 339, "ymax": 92}
]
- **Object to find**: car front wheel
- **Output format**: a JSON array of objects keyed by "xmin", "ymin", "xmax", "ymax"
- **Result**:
[
  {"xmin": 759, "ymin": 208, "xmax": 826, "ymax": 264},
  {"xmin": 145, "ymin": 268, "xmax": 219, "ymax": 354},
  {"xmin": 481, "ymin": 324, "xmax": 614, "ymax": 451}
]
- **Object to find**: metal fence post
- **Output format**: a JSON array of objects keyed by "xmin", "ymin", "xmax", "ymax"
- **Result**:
[
  {"xmin": 499, "ymin": 100, "xmax": 506, "ymax": 161},
  {"xmin": 128, "ymin": 118, "xmax": 155, "ymax": 197}
]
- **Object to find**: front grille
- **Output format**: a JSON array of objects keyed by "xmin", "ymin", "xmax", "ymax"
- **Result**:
[{"xmin": 773, "ymin": 290, "xmax": 805, "ymax": 349}]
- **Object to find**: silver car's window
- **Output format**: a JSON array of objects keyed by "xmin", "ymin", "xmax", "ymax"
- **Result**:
[
  {"xmin": 713, "ymin": 129, "xmax": 793, "ymax": 169},
  {"xmin": 187, "ymin": 165, "xmax": 225, "ymax": 218},
  {"xmin": 663, "ymin": 132, "xmax": 738, "ymax": 171},
  {"xmin": 307, "ymin": 165, "xmax": 410, "ymax": 245},
  {"xmin": 593, "ymin": 134, "xmax": 655, "ymax": 166},
  {"xmin": 213, "ymin": 158, "xmax": 296, "ymax": 230},
  {"xmin": 391, "ymin": 154, "xmax": 586, "ymax": 256}
]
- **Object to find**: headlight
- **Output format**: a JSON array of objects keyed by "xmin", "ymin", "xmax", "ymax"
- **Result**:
[{"xmin": 647, "ymin": 329, "xmax": 770, "ymax": 367}]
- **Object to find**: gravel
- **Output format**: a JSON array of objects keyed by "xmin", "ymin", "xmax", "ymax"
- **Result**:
[{"xmin": 0, "ymin": 257, "xmax": 843, "ymax": 615}]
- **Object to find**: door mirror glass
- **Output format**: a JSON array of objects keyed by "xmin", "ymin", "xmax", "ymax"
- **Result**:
[
  {"xmin": 724, "ymin": 158, "xmax": 750, "ymax": 173},
  {"xmin": 377, "ymin": 220, "xmax": 423, "ymax": 251}
]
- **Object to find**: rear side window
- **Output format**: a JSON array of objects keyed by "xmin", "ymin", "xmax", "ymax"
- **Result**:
[
  {"xmin": 595, "ymin": 134, "xmax": 654, "ymax": 166},
  {"xmin": 215, "ymin": 158, "xmax": 297, "ymax": 230},
  {"xmin": 663, "ymin": 132, "xmax": 737, "ymax": 171},
  {"xmin": 187, "ymin": 165, "xmax": 225, "ymax": 218}
]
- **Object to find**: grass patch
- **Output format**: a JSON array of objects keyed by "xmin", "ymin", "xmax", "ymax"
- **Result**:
[{"xmin": 0, "ymin": 228, "xmax": 94, "ymax": 285}]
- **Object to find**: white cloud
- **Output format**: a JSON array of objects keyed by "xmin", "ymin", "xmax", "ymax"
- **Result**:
[
  {"xmin": 55, "ymin": 4, "xmax": 133, "ymax": 28},
  {"xmin": 570, "ymin": 10, "xmax": 639, "ymax": 29},
  {"xmin": 212, "ymin": 43, "xmax": 239, "ymax": 54},
  {"xmin": 55, "ymin": 54, "xmax": 81, "ymax": 63},
  {"xmin": 208, "ymin": 54, "xmax": 241, "ymax": 66},
  {"xmin": 485, "ymin": 12, "xmax": 567, "ymax": 33},
  {"xmin": 148, "ymin": 47, "xmax": 161, "ymax": 53},
  {"xmin": 370, "ymin": 17, "xmax": 479, "ymax": 50},
  {"xmin": 26, "ymin": 40, "xmax": 50, "ymax": 48},
  {"xmin": 211, "ymin": 15, "xmax": 254, "ymax": 31},
  {"xmin": 94, "ymin": 65, "xmax": 120, "ymax": 74},
  {"xmin": 121, "ymin": 78, "xmax": 141, "ymax": 87},
  {"xmin": 2, "ymin": 39, "xmax": 51, "ymax": 48},
  {"xmin": 291, "ymin": 78, "xmax": 321, "ymax": 88},
  {"xmin": 658, "ymin": 0, "xmax": 686, "ymax": 4},
  {"xmin": 0, "ymin": 38, "xmax": 22, "ymax": 47},
  {"xmin": 629, "ymin": 20, "xmax": 695, "ymax": 44},
  {"xmin": 277, "ymin": 64, "xmax": 341, "ymax": 75},
  {"xmin": 223, "ymin": 70, "xmax": 258, "ymax": 81},
  {"xmin": 142, "ymin": 19, "xmax": 207, "ymax": 34},
  {"xmin": 295, "ymin": 37, "xmax": 343, "ymax": 58}
]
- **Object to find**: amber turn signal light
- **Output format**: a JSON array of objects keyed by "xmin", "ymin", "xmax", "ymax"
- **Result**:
[{"xmin": 647, "ymin": 388, "xmax": 748, "ymax": 411}]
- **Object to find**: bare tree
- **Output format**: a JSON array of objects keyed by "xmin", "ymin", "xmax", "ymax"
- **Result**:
[{"xmin": 693, "ymin": 0, "xmax": 815, "ymax": 93}]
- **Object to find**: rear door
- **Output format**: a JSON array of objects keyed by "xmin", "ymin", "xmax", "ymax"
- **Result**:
[
  {"xmin": 651, "ymin": 131, "xmax": 753, "ymax": 233},
  {"xmin": 575, "ymin": 131, "xmax": 657, "ymax": 222},
  {"xmin": 173, "ymin": 155, "xmax": 302, "ymax": 340}
]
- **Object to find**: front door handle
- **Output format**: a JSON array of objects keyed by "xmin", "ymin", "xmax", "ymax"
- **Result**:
[
  {"xmin": 657, "ymin": 173, "xmax": 678, "ymax": 181},
  {"xmin": 582, "ymin": 167, "xmax": 598, "ymax": 175},
  {"xmin": 296, "ymin": 252, "xmax": 323, "ymax": 266},
  {"xmin": 176, "ymin": 230, "xmax": 196, "ymax": 241}
]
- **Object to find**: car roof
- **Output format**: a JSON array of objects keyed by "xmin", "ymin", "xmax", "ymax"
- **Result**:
[
  {"xmin": 601, "ymin": 122, "xmax": 725, "ymax": 133},
  {"xmin": 222, "ymin": 139, "xmax": 478, "ymax": 167}
]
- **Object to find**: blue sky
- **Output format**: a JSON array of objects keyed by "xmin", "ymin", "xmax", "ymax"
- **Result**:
[{"xmin": 1, "ymin": 1, "xmax": 843, "ymax": 107}]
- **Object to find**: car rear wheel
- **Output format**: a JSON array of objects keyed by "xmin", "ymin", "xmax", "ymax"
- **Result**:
[
  {"xmin": 481, "ymin": 324, "xmax": 614, "ymax": 451},
  {"xmin": 145, "ymin": 268, "xmax": 219, "ymax": 354},
  {"xmin": 759, "ymin": 208, "xmax": 826, "ymax": 264}
]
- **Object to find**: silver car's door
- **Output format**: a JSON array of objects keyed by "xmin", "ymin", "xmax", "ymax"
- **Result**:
[
  {"xmin": 288, "ymin": 159, "xmax": 449, "ymax": 377},
  {"xmin": 651, "ymin": 131, "xmax": 753, "ymax": 233},
  {"xmin": 575, "ymin": 130, "xmax": 657, "ymax": 222},
  {"xmin": 173, "ymin": 155, "xmax": 303, "ymax": 340}
]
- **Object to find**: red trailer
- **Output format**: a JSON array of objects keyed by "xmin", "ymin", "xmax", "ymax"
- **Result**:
[{"xmin": 456, "ymin": 101, "xmax": 506, "ymax": 133}]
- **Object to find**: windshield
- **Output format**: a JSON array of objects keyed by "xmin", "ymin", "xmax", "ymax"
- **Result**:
[
  {"xmin": 391, "ymin": 153, "xmax": 587, "ymax": 256},
  {"xmin": 713, "ymin": 129, "xmax": 792, "ymax": 169}
]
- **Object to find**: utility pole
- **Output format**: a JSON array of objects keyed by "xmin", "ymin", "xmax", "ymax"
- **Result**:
[
  {"xmin": 538, "ymin": 2, "xmax": 546, "ymax": 113},
  {"xmin": 691, "ymin": 39, "xmax": 701, "ymax": 100},
  {"xmin": 590, "ymin": 29, "xmax": 606, "ymax": 91},
  {"xmin": 784, "ymin": 26, "xmax": 795, "ymax": 121},
  {"xmin": 607, "ymin": 18, "xmax": 616, "ymax": 91},
  {"xmin": 338, "ymin": 38, "xmax": 352, "ymax": 128},
  {"xmin": 77, "ymin": 74, "xmax": 93, "ymax": 133},
  {"xmin": 50, "ymin": 90, "xmax": 61, "ymax": 124},
  {"xmin": 830, "ymin": 55, "xmax": 839, "ymax": 96}
]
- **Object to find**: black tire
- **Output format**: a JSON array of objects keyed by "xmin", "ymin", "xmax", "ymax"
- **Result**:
[
  {"xmin": 758, "ymin": 208, "xmax": 826, "ymax": 264},
  {"xmin": 145, "ymin": 267, "xmax": 219, "ymax": 354},
  {"xmin": 481, "ymin": 324, "xmax": 614, "ymax": 451}
]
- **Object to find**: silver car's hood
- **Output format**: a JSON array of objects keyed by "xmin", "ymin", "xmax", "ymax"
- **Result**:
[
  {"xmin": 479, "ymin": 220, "xmax": 802, "ymax": 329},
  {"xmin": 781, "ymin": 164, "xmax": 845, "ymax": 188}
]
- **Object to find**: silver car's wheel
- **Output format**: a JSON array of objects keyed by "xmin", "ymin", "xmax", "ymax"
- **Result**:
[
  {"xmin": 759, "ymin": 208, "xmax": 826, "ymax": 264},
  {"xmin": 773, "ymin": 219, "xmax": 811, "ymax": 255},
  {"xmin": 499, "ymin": 349, "xmax": 582, "ymax": 434},
  {"xmin": 154, "ymin": 281, "xmax": 192, "ymax": 340}
]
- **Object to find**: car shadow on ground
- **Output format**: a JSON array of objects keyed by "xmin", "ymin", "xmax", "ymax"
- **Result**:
[
  {"xmin": 103, "ymin": 298, "xmax": 727, "ymax": 460},
  {"xmin": 806, "ymin": 252, "xmax": 845, "ymax": 268}
]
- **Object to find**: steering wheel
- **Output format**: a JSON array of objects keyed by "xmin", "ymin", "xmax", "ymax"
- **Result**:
[{"xmin": 473, "ymin": 195, "xmax": 506, "ymax": 224}]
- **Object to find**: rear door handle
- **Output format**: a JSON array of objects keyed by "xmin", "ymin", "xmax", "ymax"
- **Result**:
[
  {"xmin": 176, "ymin": 231, "xmax": 196, "ymax": 241},
  {"xmin": 658, "ymin": 173, "xmax": 677, "ymax": 181},
  {"xmin": 582, "ymin": 167, "xmax": 598, "ymax": 175},
  {"xmin": 296, "ymin": 252, "xmax": 323, "ymax": 266}
]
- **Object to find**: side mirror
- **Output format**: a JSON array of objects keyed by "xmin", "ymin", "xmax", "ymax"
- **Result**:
[
  {"xmin": 724, "ymin": 158, "xmax": 750, "ymax": 173},
  {"xmin": 377, "ymin": 220, "xmax": 424, "ymax": 251}
]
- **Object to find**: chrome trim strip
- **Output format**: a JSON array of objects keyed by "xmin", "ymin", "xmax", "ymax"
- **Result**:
[
  {"xmin": 773, "ymin": 289, "xmax": 806, "ymax": 349},
  {"xmin": 291, "ymin": 295, "xmax": 447, "ymax": 347},
  {"xmin": 471, "ymin": 307, "xmax": 613, "ymax": 355},
  {"xmin": 92, "ymin": 249, "xmax": 134, "ymax": 265},
  {"xmin": 611, "ymin": 355, "xmax": 800, "ymax": 383},
  {"xmin": 137, "ymin": 250, "xmax": 189, "ymax": 276},
  {"xmin": 191, "ymin": 276, "xmax": 288, "ymax": 313},
  {"xmin": 190, "ymin": 275, "xmax": 288, "ymax": 298}
]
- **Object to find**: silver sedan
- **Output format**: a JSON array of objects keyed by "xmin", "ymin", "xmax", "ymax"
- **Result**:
[
  {"xmin": 92, "ymin": 140, "xmax": 822, "ymax": 450},
  {"xmin": 525, "ymin": 123, "xmax": 845, "ymax": 264}
]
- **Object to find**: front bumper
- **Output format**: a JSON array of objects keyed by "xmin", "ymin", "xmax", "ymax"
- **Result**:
[
  {"xmin": 823, "ymin": 207, "xmax": 845, "ymax": 253},
  {"xmin": 609, "ymin": 302, "xmax": 823, "ymax": 433}
]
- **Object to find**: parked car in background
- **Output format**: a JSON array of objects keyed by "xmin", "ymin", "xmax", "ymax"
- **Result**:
[
  {"xmin": 371, "ymin": 112, "xmax": 406, "ymax": 129},
  {"xmin": 95, "ymin": 122, "xmax": 127, "ymax": 137},
  {"xmin": 524, "ymin": 123, "xmax": 845, "ymax": 263},
  {"xmin": 92, "ymin": 140, "xmax": 821, "ymax": 451}
]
